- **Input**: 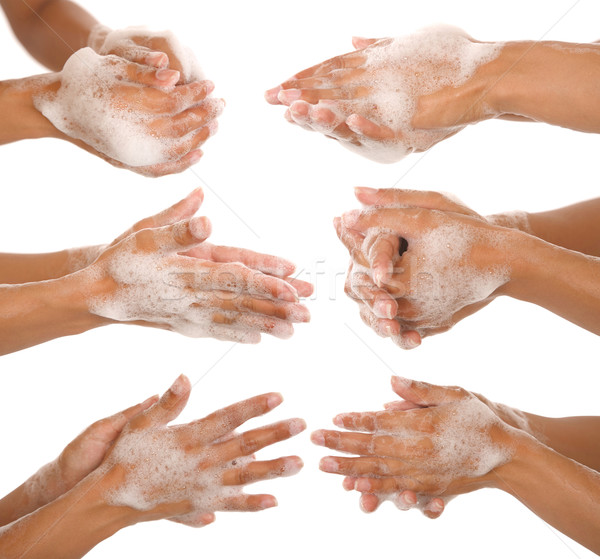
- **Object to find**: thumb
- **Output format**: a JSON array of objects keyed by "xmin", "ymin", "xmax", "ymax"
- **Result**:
[
  {"xmin": 145, "ymin": 215, "xmax": 211, "ymax": 253},
  {"xmin": 363, "ymin": 229, "xmax": 401, "ymax": 287},
  {"xmin": 132, "ymin": 375, "xmax": 192, "ymax": 429},
  {"xmin": 352, "ymin": 36, "xmax": 379, "ymax": 50},
  {"xmin": 390, "ymin": 376, "xmax": 466, "ymax": 407},
  {"xmin": 145, "ymin": 188, "xmax": 204, "ymax": 229}
]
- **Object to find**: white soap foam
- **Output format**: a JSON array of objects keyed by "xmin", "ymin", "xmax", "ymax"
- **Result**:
[
  {"xmin": 372, "ymin": 396, "xmax": 511, "ymax": 510},
  {"xmin": 356, "ymin": 222, "xmax": 509, "ymax": 332},
  {"xmin": 307, "ymin": 26, "xmax": 503, "ymax": 162},
  {"xmin": 33, "ymin": 45, "xmax": 205, "ymax": 167},
  {"xmin": 94, "ymin": 26, "xmax": 204, "ymax": 83},
  {"xmin": 87, "ymin": 239, "xmax": 300, "ymax": 342},
  {"xmin": 104, "ymin": 427, "xmax": 251, "ymax": 513}
]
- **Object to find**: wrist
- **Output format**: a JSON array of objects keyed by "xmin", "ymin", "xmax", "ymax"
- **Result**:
[{"xmin": 0, "ymin": 75, "xmax": 65, "ymax": 143}]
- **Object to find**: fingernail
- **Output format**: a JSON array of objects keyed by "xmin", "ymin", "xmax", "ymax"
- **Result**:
[
  {"xmin": 354, "ymin": 186, "xmax": 378, "ymax": 201},
  {"xmin": 310, "ymin": 430, "xmax": 325, "ymax": 446},
  {"xmin": 341, "ymin": 209, "xmax": 361, "ymax": 229},
  {"xmin": 156, "ymin": 68, "xmax": 180, "ymax": 83},
  {"xmin": 188, "ymin": 149, "xmax": 203, "ymax": 164},
  {"xmin": 170, "ymin": 374, "xmax": 189, "ymax": 395},
  {"xmin": 277, "ymin": 89, "xmax": 301, "ymax": 103},
  {"xmin": 208, "ymin": 120, "xmax": 219, "ymax": 136},
  {"xmin": 260, "ymin": 496, "xmax": 278, "ymax": 509},
  {"xmin": 288, "ymin": 418, "xmax": 307, "ymax": 436},
  {"xmin": 146, "ymin": 51, "xmax": 168, "ymax": 67},
  {"xmin": 392, "ymin": 375, "xmax": 411, "ymax": 387},
  {"xmin": 403, "ymin": 335, "xmax": 421, "ymax": 350},
  {"xmin": 281, "ymin": 286, "xmax": 299, "ymax": 303},
  {"xmin": 430, "ymin": 500, "xmax": 444, "ymax": 513},
  {"xmin": 267, "ymin": 393, "xmax": 283, "ymax": 410},
  {"xmin": 264, "ymin": 86, "xmax": 282, "ymax": 104},
  {"xmin": 402, "ymin": 492, "xmax": 417, "ymax": 506},
  {"xmin": 190, "ymin": 215, "xmax": 211, "ymax": 239},
  {"xmin": 384, "ymin": 324, "xmax": 395, "ymax": 337},
  {"xmin": 283, "ymin": 456, "xmax": 304, "ymax": 475},
  {"xmin": 374, "ymin": 300, "xmax": 394, "ymax": 320},
  {"xmin": 204, "ymin": 80, "xmax": 215, "ymax": 95},
  {"xmin": 319, "ymin": 457, "xmax": 339, "ymax": 472},
  {"xmin": 332, "ymin": 414, "xmax": 345, "ymax": 428},
  {"xmin": 342, "ymin": 477, "xmax": 356, "ymax": 491}
]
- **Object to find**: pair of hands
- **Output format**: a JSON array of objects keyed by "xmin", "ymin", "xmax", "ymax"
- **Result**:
[
  {"xmin": 71, "ymin": 188, "xmax": 312, "ymax": 343},
  {"xmin": 312, "ymin": 375, "xmax": 532, "ymax": 519},
  {"xmin": 335, "ymin": 187, "xmax": 519, "ymax": 348},
  {"xmin": 42, "ymin": 27, "xmax": 221, "ymax": 176},
  {"xmin": 28, "ymin": 375, "xmax": 305, "ymax": 527},
  {"xmin": 265, "ymin": 27, "xmax": 503, "ymax": 162}
]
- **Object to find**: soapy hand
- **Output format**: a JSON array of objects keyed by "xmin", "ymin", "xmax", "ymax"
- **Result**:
[
  {"xmin": 34, "ymin": 37, "xmax": 222, "ymax": 176},
  {"xmin": 81, "ymin": 189, "xmax": 312, "ymax": 342},
  {"xmin": 100, "ymin": 375, "xmax": 305, "ymax": 526},
  {"xmin": 337, "ymin": 188, "xmax": 513, "ymax": 347},
  {"xmin": 312, "ymin": 376, "xmax": 514, "ymax": 517},
  {"xmin": 266, "ymin": 28, "xmax": 503, "ymax": 162}
]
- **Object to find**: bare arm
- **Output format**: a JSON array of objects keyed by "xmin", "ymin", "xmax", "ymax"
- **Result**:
[{"xmin": 0, "ymin": 0, "xmax": 98, "ymax": 70}]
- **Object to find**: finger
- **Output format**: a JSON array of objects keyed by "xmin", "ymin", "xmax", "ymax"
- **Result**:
[
  {"xmin": 166, "ymin": 125, "xmax": 214, "ymax": 159},
  {"xmin": 357, "ymin": 303, "xmax": 401, "ymax": 338},
  {"xmin": 346, "ymin": 114, "xmax": 396, "ymax": 140},
  {"xmin": 210, "ymin": 311, "xmax": 295, "ymax": 340},
  {"xmin": 111, "ymin": 57, "xmax": 180, "ymax": 88},
  {"xmin": 360, "ymin": 493, "xmax": 381, "ymax": 513},
  {"xmin": 171, "ymin": 511, "xmax": 216, "ymax": 528},
  {"xmin": 423, "ymin": 497, "xmax": 445, "ymax": 519},
  {"xmin": 285, "ymin": 52, "xmax": 366, "ymax": 82},
  {"xmin": 311, "ymin": 429, "xmax": 383, "ymax": 457},
  {"xmin": 383, "ymin": 400, "xmax": 424, "ymax": 411},
  {"xmin": 341, "ymin": 207, "xmax": 426, "ymax": 237},
  {"xmin": 353, "ymin": 187, "xmax": 477, "ymax": 217},
  {"xmin": 221, "ymin": 494, "xmax": 277, "ymax": 512},
  {"xmin": 138, "ymin": 81, "xmax": 216, "ymax": 115},
  {"xmin": 284, "ymin": 277, "xmax": 314, "ymax": 298},
  {"xmin": 197, "ymin": 392, "xmax": 284, "ymax": 441},
  {"xmin": 204, "ymin": 295, "xmax": 310, "ymax": 323},
  {"xmin": 159, "ymin": 98, "xmax": 225, "ymax": 138},
  {"xmin": 278, "ymin": 86, "xmax": 366, "ymax": 106},
  {"xmin": 184, "ymin": 244, "xmax": 296, "ymax": 277},
  {"xmin": 107, "ymin": 41, "xmax": 169, "ymax": 68},
  {"xmin": 222, "ymin": 456, "xmax": 303, "ymax": 486},
  {"xmin": 363, "ymin": 229, "xmax": 400, "ymax": 287},
  {"xmin": 134, "ymin": 216, "xmax": 211, "ymax": 253},
  {"xmin": 214, "ymin": 419, "xmax": 306, "ymax": 461},
  {"xmin": 131, "ymin": 189, "xmax": 204, "ymax": 233},
  {"xmin": 351, "ymin": 37, "xmax": 379, "ymax": 49},
  {"xmin": 319, "ymin": 455, "xmax": 411, "ymax": 477},
  {"xmin": 131, "ymin": 374, "xmax": 191, "ymax": 429},
  {"xmin": 333, "ymin": 217, "xmax": 369, "ymax": 266},
  {"xmin": 183, "ymin": 261, "xmax": 300, "ymax": 303},
  {"xmin": 197, "ymin": 324, "xmax": 261, "ymax": 344},
  {"xmin": 390, "ymin": 376, "xmax": 468, "ymax": 407},
  {"xmin": 333, "ymin": 410, "xmax": 410, "ymax": 433}
]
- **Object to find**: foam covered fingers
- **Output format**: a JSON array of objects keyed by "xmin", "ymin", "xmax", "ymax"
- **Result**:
[
  {"xmin": 130, "ymin": 375, "xmax": 192, "ymax": 430},
  {"xmin": 222, "ymin": 456, "xmax": 304, "ymax": 486},
  {"xmin": 135, "ymin": 217, "xmax": 211, "ymax": 253},
  {"xmin": 390, "ymin": 376, "xmax": 467, "ymax": 407},
  {"xmin": 363, "ymin": 229, "xmax": 401, "ymax": 287},
  {"xmin": 214, "ymin": 419, "xmax": 306, "ymax": 461}
]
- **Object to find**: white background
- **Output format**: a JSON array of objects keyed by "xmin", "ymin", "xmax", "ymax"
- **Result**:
[{"xmin": 1, "ymin": 0, "xmax": 599, "ymax": 557}]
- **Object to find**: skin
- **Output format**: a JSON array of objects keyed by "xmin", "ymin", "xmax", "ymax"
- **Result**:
[
  {"xmin": 336, "ymin": 187, "xmax": 600, "ymax": 348},
  {"xmin": 0, "ymin": 0, "xmax": 221, "ymax": 176},
  {"xmin": 0, "ymin": 188, "xmax": 313, "ymax": 355},
  {"xmin": 312, "ymin": 376, "xmax": 600, "ymax": 554},
  {"xmin": 0, "ymin": 375, "xmax": 305, "ymax": 558},
  {"xmin": 265, "ymin": 34, "xmax": 600, "ymax": 152}
]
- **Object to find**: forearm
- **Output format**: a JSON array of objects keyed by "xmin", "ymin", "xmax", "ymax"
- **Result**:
[
  {"xmin": 493, "ymin": 433, "xmax": 600, "ymax": 554},
  {"xmin": 522, "ymin": 415, "xmax": 600, "ymax": 471},
  {"xmin": 0, "ymin": 271, "xmax": 109, "ymax": 355},
  {"xmin": 0, "ymin": 75, "xmax": 63, "ymax": 145},
  {"xmin": 502, "ymin": 231, "xmax": 600, "ymax": 335},
  {"xmin": 490, "ymin": 40, "xmax": 600, "ymax": 133},
  {"xmin": 0, "ymin": 246, "xmax": 105, "ymax": 283},
  {"xmin": 1, "ymin": 0, "xmax": 99, "ymax": 71},
  {"xmin": 488, "ymin": 198, "xmax": 600, "ymax": 257},
  {"xmin": 0, "ymin": 469, "xmax": 136, "ymax": 559}
]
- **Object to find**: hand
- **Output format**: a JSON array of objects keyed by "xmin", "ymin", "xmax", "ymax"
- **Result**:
[
  {"xmin": 266, "ymin": 28, "xmax": 503, "ymax": 162},
  {"xmin": 33, "ymin": 47, "xmax": 222, "ymax": 177},
  {"xmin": 81, "ymin": 189, "xmax": 312, "ymax": 343},
  {"xmin": 26, "ymin": 397, "xmax": 158, "ymax": 509},
  {"xmin": 312, "ymin": 376, "xmax": 515, "ymax": 518},
  {"xmin": 100, "ymin": 375, "xmax": 305, "ymax": 526},
  {"xmin": 337, "ymin": 188, "xmax": 515, "ymax": 345},
  {"xmin": 89, "ymin": 26, "xmax": 204, "ymax": 84}
]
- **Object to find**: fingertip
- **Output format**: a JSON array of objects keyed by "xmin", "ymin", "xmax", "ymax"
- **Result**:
[
  {"xmin": 264, "ymin": 86, "xmax": 282, "ymax": 104},
  {"xmin": 342, "ymin": 477, "xmax": 356, "ymax": 491},
  {"xmin": 289, "ymin": 418, "xmax": 307, "ymax": 436},
  {"xmin": 145, "ymin": 51, "xmax": 169, "ymax": 68},
  {"xmin": 260, "ymin": 495, "xmax": 278, "ymax": 509},
  {"xmin": 188, "ymin": 149, "xmax": 204, "ymax": 165},
  {"xmin": 310, "ymin": 430, "xmax": 325, "ymax": 446},
  {"xmin": 332, "ymin": 414, "xmax": 345, "ymax": 428},
  {"xmin": 401, "ymin": 331, "xmax": 422, "ymax": 350},
  {"xmin": 199, "ymin": 512, "xmax": 215, "ymax": 525},
  {"xmin": 140, "ymin": 394, "xmax": 160, "ymax": 409},
  {"xmin": 266, "ymin": 392, "xmax": 283, "ymax": 410},
  {"xmin": 170, "ymin": 374, "xmax": 191, "ymax": 396},
  {"xmin": 189, "ymin": 215, "xmax": 211, "ymax": 240}
]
